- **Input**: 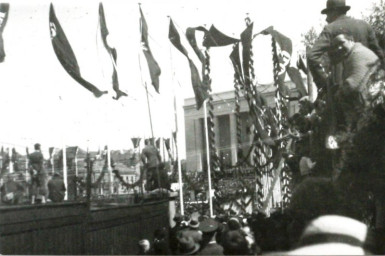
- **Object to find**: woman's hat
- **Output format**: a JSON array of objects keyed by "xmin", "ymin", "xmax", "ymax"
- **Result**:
[{"xmin": 321, "ymin": 0, "xmax": 351, "ymax": 14}]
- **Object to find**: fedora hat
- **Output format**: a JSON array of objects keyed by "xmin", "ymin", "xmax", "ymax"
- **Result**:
[
  {"xmin": 177, "ymin": 230, "xmax": 201, "ymax": 255},
  {"xmin": 321, "ymin": 0, "xmax": 350, "ymax": 14}
]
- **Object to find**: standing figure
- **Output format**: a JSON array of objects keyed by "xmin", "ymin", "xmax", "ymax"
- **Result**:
[
  {"xmin": 141, "ymin": 139, "xmax": 161, "ymax": 191},
  {"xmin": 308, "ymin": 0, "xmax": 384, "ymax": 90},
  {"xmin": 29, "ymin": 143, "xmax": 47, "ymax": 204}
]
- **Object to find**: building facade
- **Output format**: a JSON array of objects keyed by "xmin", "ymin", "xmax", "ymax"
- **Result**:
[{"xmin": 184, "ymin": 82, "xmax": 300, "ymax": 172}]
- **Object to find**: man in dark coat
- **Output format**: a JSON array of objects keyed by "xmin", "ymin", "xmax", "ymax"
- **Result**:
[
  {"xmin": 308, "ymin": 0, "xmax": 384, "ymax": 89},
  {"xmin": 141, "ymin": 139, "xmax": 162, "ymax": 191},
  {"xmin": 29, "ymin": 143, "xmax": 47, "ymax": 204},
  {"xmin": 198, "ymin": 219, "xmax": 224, "ymax": 255},
  {"xmin": 47, "ymin": 172, "xmax": 66, "ymax": 202}
]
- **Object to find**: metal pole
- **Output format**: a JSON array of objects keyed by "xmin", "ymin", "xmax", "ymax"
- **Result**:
[
  {"xmin": 174, "ymin": 99, "xmax": 184, "ymax": 215},
  {"xmin": 9, "ymin": 148, "xmax": 13, "ymax": 174},
  {"xmin": 107, "ymin": 146, "xmax": 113, "ymax": 195},
  {"xmin": 203, "ymin": 100, "xmax": 214, "ymax": 218},
  {"xmin": 144, "ymin": 83, "xmax": 155, "ymax": 139},
  {"xmin": 51, "ymin": 150, "xmax": 55, "ymax": 174},
  {"xmin": 63, "ymin": 144, "xmax": 68, "ymax": 200}
]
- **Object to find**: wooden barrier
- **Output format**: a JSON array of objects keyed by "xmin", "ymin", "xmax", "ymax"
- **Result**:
[
  {"xmin": 0, "ymin": 198, "xmax": 172, "ymax": 255},
  {"xmin": 0, "ymin": 202, "xmax": 88, "ymax": 255}
]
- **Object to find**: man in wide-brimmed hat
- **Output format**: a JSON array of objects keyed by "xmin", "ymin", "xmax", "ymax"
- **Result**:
[{"xmin": 308, "ymin": 0, "xmax": 384, "ymax": 90}]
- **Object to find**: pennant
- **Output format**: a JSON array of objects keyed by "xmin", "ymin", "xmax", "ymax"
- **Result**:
[
  {"xmin": 168, "ymin": 19, "xmax": 188, "ymax": 57},
  {"xmin": 229, "ymin": 42, "xmax": 244, "ymax": 85},
  {"xmin": 1, "ymin": 148, "xmax": 9, "ymax": 172},
  {"xmin": 172, "ymin": 131, "xmax": 177, "ymax": 144},
  {"xmin": 287, "ymin": 67, "xmax": 307, "ymax": 97},
  {"xmin": 185, "ymin": 26, "xmax": 213, "ymax": 99},
  {"xmin": 11, "ymin": 148, "xmax": 19, "ymax": 172},
  {"xmin": 155, "ymin": 138, "xmax": 161, "ymax": 149},
  {"xmin": 260, "ymin": 26, "xmax": 292, "ymax": 97},
  {"xmin": 49, "ymin": 4, "xmax": 107, "ymax": 97},
  {"xmin": 0, "ymin": 3, "xmax": 9, "ymax": 63},
  {"xmin": 139, "ymin": 6, "xmax": 161, "ymax": 93},
  {"xmin": 164, "ymin": 138, "xmax": 171, "ymax": 151},
  {"xmin": 240, "ymin": 23, "xmax": 253, "ymax": 89},
  {"xmin": 188, "ymin": 59, "xmax": 209, "ymax": 109},
  {"xmin": 297, "ymin": 54, "xmax": 308, "ymax": 75},
  {"xmin": 186, "ymin": 27, "xmax": 206, "ymax": 63},
  {"xmin": 168, "ymin": 19, "xmax": 209, "ymax": 110},
  {"xmin": 203, "ymin": 25, "xmax": 239, "ymax": 47},
  {"xmin": 49, "ymin": 147, "xmax": 54, "ymax": 158},
  {"xmin": 99, "ymin": 3, "xmax": 127, "ymax": 100},
  {"xmin": 131, "ymin": 137, "xmax": 141, "ymax": 148}
]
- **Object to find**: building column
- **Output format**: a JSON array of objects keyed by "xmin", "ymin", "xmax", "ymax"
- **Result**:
[{"xmin": 229, "ymin": 113, "xmax": 238, "ymax": 166}]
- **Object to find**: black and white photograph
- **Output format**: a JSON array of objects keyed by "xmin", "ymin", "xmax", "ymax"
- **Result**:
[{"xmin": 0, "ymin": 0, "xmax": 384, "ymax": 254}]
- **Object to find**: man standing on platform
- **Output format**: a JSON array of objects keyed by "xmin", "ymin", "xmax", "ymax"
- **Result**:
[
  {"xmin": 29, "ymin": 143, "xmax": 47, "ymax": 204},
  {"xmin": 141, "ymin": 138, "xmax": 161, "ymax": 191},
  {"xmin": 308, "ymin": 0, "xmax": 384, "ymax": 90}
]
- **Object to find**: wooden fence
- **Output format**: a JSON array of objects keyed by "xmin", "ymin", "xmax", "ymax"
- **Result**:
[{"xmin": 0, "ymin": 198, "xmax": 171, "ymax": 255}]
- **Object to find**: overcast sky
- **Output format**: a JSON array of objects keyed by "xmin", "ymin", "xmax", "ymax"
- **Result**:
[{"xmin": 0, "ymin": 0, "xmax": 379, "ymax": 158}]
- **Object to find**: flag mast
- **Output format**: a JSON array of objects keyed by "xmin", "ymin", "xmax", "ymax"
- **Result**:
[
  {"xmin": 168, "ymin": 16, "xmax": 184, "ymax": 215},
  {"xmin": 203, "ymin": 99, "xmax": 214, "ymax": 218}
]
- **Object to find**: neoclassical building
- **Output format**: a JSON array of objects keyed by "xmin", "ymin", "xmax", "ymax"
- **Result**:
[{"xmin": 184, "ymin": 82, "xmax": 301, "ymax": 172}]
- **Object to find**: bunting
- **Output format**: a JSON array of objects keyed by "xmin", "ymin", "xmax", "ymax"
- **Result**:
[
  {"xmin": 287, "ymin": 67, "xmax": 307, "ymax": 97},
  {"xmin": 168, "ymin": 19, "xmax": 209, "ymax": 109},
  {"xmin": 164, "ymin": 138, "xmax": 171, "ymax": 151},
  {"xmin": 155, "ymin": 138, "xmax": 161, "ymax": 150},
  {"xmin": 139, "ymin": 6, "xmax": 161, "ymax": 93},
  {"xmin": 0, "ymin": 3, "xmax": 9, "ymax": 63},
  {"xmin": 49, "ymin": 4, "xmax": 107, "ymax": 97},
  {"xmin": 229, "ymin": 42, "xmax": 244, "ymax": 86},
  {"xmin": 240, "ymin": 23, "xmax": 253, "ymax": 89},
  {"xmin": 11, "ymin": 148, "xmax": 19, "ymax": 172},
  {"xmin": 203, "ymin": 25, "xmax": 239, "ymax": 47},
  {"xmin": 99, "ymin": 3, "xmax": 127, "ymax": 100},
  {"xmin": 131, "ymin": 137, "xmax": 141, "ymax": 148},
  {"xmin": 185, "ymin": 27, "xmax": 206, "ymax": 63},
  {"xmin": 297, "ymin": 54, "xmax": 308, "ymax": 75},
  {"xmin": 259, "ymin": 26, "xmax": 292, "ymax": 97}
]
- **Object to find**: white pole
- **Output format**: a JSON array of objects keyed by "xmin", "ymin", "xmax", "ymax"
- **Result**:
[
  {"xmin": 107, "ymin": 146, "xmax": 113, "ymax": 195},
  {"xmin": 25, "ymin": 148, "xmax": 29, "ymax": 178},
  {"xmin": 51, "ymin": 149, "xmax": 55, "ymax": 174},
  {"xmin": 169, "ymin": 33, "xmax": 184, "ymax": 214},
  {"xmin": 63, "ymin": 144, "xmax": 68, "ymax": 200},
  {"xmin": 75, "ymin": 147, "xmax": 79, "ymax": 177},
  {"xmin": 174, "ymin": 97, "xmax": 184, "ymax": 216},
  {"xmin": 203, "ymin": 100, "xmax": 214, "ymax": 218},
  {"xmin": 9, "ymin": 148, "xmax": 13, "ymax": 174}
]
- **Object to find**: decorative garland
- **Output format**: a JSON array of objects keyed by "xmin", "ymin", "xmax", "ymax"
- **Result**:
[
  {"xmin": 112, "ymin": 169, "xmax": 142, "ymax": 189},
  {"xmin": 74, "ymin": 168, "xmax": 106, "ymax": 189},
  {"xmin": 204, "ymin": 48, "xmax": 221, "ymax": 179},
  {"xmin": 271, "ymin": 37, "xmax": 291, "ymax": 207}
]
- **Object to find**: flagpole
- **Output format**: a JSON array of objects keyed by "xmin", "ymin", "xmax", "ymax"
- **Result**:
[
  {"xmin": 9, "ymin": 148, "xmax": 13, "ymax": 174},
  {"xmin": 168, "ymin": 23, "xmax": 184, "ymax": 214},
  {"xmin": 144, "ymin": 82, "xmax": 155, "ymax": 139},
  {"xmin": 107, "ymin": 145, "xmax": 113, "ymax": 195},
  {"xmin": 51, "ymin": 149, "xmax": 55, "ymax": 174},
  {"xmin": 63, "ymin": 143, "xmax": 68, "ymax": 200},
  {"xmin": 203, "ymin": 99, "xmax": 214, "ymax": 218},
  {"xmin": 174, "ymin": 96, "xmax": 184, "ymax": 216}
]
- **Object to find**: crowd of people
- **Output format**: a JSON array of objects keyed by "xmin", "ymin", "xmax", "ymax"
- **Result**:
[{"xmin": 136, "ymin": 177, "xmax": 383, "ymax": 255}]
